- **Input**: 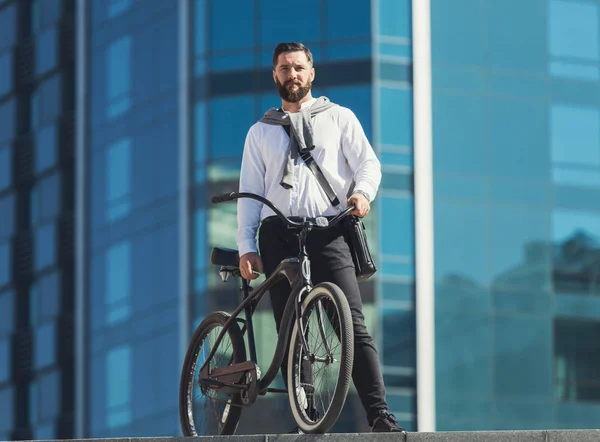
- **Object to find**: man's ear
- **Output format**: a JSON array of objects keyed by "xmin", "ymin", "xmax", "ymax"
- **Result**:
[
  {"xmin": 310, "ymin": 67, "xmax": 315, "ymax": 82},
  {"xmin": 273, "ymin": 69, "xmax": 277, "ymax": 83}
]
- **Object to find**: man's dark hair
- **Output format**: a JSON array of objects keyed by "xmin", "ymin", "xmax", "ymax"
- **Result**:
[{"xmin": 272, "ymin": 42, "xmax": 313, "ymax": 69}]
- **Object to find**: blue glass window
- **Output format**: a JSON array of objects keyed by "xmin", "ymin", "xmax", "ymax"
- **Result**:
[
  {"xmin": 210, "ymin": 95, "xmax": 254, "ymax": 160},
  {"xmin": 31, "ymin": 173, "xmax": 61, "ymax": 225},
  {"xmin": 382, "ymin": 308, "xmax": 415, "ymax": 367},
  {"xmin": 259, "ymin": 0, "xmax": 320, "ymax": 46},
  {"xmin": 34, "ymin": 322, "xmax": 56, "ymax": 369},
  {"xmin": 36, "ymin": 27, "xmax": 57, "ymax": 76},
  {"xmin": 0, "ymin": 193, "xmax": 14, "ymax": 240},
  {"xmin": 0, "ymin": 145, "xmax": 10, "ymax": 191},
  {"xmin": 29, "ymin": 369, "xmax": 59, "ymax": 435},
  {"xmin": 108, "ymin": 0, "xmax": 132, "ymax": 18},
  {"xmin": 379, "ymin": 0, "xmax": 411, "ymax": 38},
  {"xmin": 194, "ymin": 101, "xmax": 206, "ymax": 183},
  {"xmin": 0, "ymin": 5, "xmax": 16, "ymax": 51},
  {"xmin": 434, "ymin": 202, "xmax": 489, "ymax": 287},
  {"xmin": 34, "ymin": 223, "xmax": 56, "ymax": 271},
  {"xmin": 431, "ymin": 0, "xmax": 484, "ymax": 66},
  {"xmin": 488, "ymin": 98, "xmax": 548, "ymax": 180},
  {"xmin": 0, "ymin": 99, "xmax": 15, "ymax": 144},
  {"xmin": 0, "ymin": 290, "xmax": 14, "ymax": 334},
  {"xmin": 106, "ymin": 345, "xmax": 132, "ymax": 428},
  {"xmin": 31, "ymin": 75, "xmax": 61, "ymax": 129},
  {"xmin": 0, "ymin": 242, "xmax": 10, "ymax": 288},
  {"xmin": 551, "ymin": 105, "xmax": 600, "ymax": 167},
  {"xmin": 380, "ymin": 87, "xmax": 413, "ymax": 147},
  {"xmin": 555, "ymin": 319, "xmax": 600, "ymax": 402},
  {"xmin": 0, "ymin": 51, "xmax": 12, "ymax": 97},
  {"xmin": 106, "ymin": 36, "xmax": 132, "ymax": 118},
  {"xmin": 326, "ymin": 0, "xmax": 370, "ymax": 39},
  {"xmin": 106, "ymin": 137, "xmax": 132, "ymax": 222},
  {"xmin": 30, "ymin": 272, "xmax": 60, "ymax": 325},
  {"xmin": 0, "ymin": 338, "xmax": 9, "ymax": 382},
  {"xmin": 31, "ymin": 0, "xmax": 61, "ymax": 32},
  {"xmin": 329, "ymin": 85, "xmax": 372, "ymax": 140},
  {"xmin": 550, "ymin": 0, "xmax": 598, "ymax": 61},
  {"xmin": 211, "ymin": 1, "xmax": 254, "ymax": 50},
  {"xmin": 194, "ymin": 0, "xmax": 206, "ymax": 58},
  {"xmin": 35, "ymin": 124, "xmax": 57, "ymax": 173},
  {"xmin": 106, "ymin": 241, "xmax": 131, "ymax": 325},
  {"xmin": 380, "ymin": 196, "xmax": 414, "ymax": 257},
  {"xmin": 0, "ymin": 387, "xmax": 14, "ymax": 432},
  {"xmin": 486, "ymin": 0, "xmax": 546, "ymax": 72}
]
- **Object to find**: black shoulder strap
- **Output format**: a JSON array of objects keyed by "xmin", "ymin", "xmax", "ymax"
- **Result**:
[{"xmin": 282, "ymin": 125, "xmax": 340, "ymax": 207}]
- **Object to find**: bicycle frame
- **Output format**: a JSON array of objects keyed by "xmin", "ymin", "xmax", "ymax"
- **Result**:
[
  {"xmin": 200, "ymin": 224, "xmax": 317, "ymax": 395},
  {"xmin": 199, "ymin": 191, "xmax": 353, "ymax": 398}
]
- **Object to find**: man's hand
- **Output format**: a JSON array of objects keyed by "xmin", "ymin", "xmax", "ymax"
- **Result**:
[
  {"xmin": 348, "ymin": 192, "xmax": 370, "ymax": 218},
  {"xmin": 239, "ymin": 252, "xmax": 264, "ymax": 280}
]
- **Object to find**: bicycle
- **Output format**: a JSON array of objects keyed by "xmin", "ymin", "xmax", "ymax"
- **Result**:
[{"xmin": 179, "ymin": 191, "xmax": 356, "ymax": 435}]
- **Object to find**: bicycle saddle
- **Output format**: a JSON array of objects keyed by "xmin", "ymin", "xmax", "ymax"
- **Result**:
[{"xmin": 210, "ymin": 247, "xmax": 239, "ymax": 267}]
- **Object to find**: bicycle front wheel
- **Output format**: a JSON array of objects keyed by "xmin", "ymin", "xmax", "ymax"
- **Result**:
[
  {"xmin": 287, "ymin": 282, "xmax": 354, "ymax": 433},
  {"xmin": 179, "ymin": 311, "xmax": 246, "ymax": 436}
]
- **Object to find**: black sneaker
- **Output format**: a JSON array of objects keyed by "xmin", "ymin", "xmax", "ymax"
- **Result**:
[{"xmin": 371, "ymin": 410, "xmax": 407, "ymax": 433}]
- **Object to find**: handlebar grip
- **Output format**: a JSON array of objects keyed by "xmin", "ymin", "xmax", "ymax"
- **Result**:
[{"xmin": 211, "ymin": 192, "xmax": 237, "ymax": 204}]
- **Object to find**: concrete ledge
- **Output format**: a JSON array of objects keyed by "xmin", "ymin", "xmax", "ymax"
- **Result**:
[{"xmin": 22, "ymin": 429, "xmax": 600, "ymax": 442}]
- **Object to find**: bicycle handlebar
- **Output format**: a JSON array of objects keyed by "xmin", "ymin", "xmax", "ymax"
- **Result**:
[{"xmin": 210, "ymin": 192, "xmax": 355, "ymax": 229}]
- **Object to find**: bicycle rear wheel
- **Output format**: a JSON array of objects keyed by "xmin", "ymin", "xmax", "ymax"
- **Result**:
[
  {"xmin": 179, "ymin": 311, "xmax": 246, "ymax": 436},
  {"xmin": 287, "ymin": 282, "xmax": 354, "ymax": 433}
]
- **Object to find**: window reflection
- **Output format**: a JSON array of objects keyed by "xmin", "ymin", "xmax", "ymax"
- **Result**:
[
  {"xmin": 29, "ymin": 369, "xmax": 60, "ymax": 438},
  {"xmin": 35, "ymin": 124, "xmax": 57, "ymax": 173},
  {"xmin": 106, "ymin": 137, "xmax": 132, "ymax": 222},
  {"xmin": 0, "ymin": 193, "xmax": 13, "ymax": 240},
  {"xmin": 210, "ymin": 95, "xmax": 254, "ymax": 159},
  {"xmin": 0, "ymin": 339, "xmax": 9, "ymax": 382},
  {"xmin": 0, "ymin": 51, "xmax": 12, "ymax": 97},
  {"xmin": 258, "ymin": 0, "xmax": 320, "ymax": 46},
  {"xmin": 549, "ymin": 0, "xmax": 598, "ymax": 61},
  {"xmin": 0, "ymin": 242, "xmax": 11, "ymax": 288},
  {"xmin": 555, "ymin": 319, "xmax": 600, "ymax": 402},
  {"xmin": 0, "ymin": 5, "xmax": 16, "ymax": 51},
  {"xmin": 108, "ymin": 0, "xmax": 132, "ymax": 18},
  {"xmin": 0, "ymin": 387, "xmax": 14, "ymax": 432},
  {"xmin": 549, "ymin": 0, "xmax": 599, "ymax": 81},
  {"xmin": 34, "ymin": 322, "xmax": 56, "ymax": 369},
  {"xmin": 0, "ymin": 99, "xmax": 15, "ymax": 144},
  {"xmin": 379, "ymin": 0, "xmax": 411, "ymax": 38},
  {"xmin": 0, "ymin": 145, "xmax": 10, "ymax": 191},
  {"xmin": 553, "ymin": 210, "xmax": 600, "ymax": 296},
  {"xmin": 106, "ymin": 345, "xmax": 132, "ymax": 428},
  {"xmin": 106, "ymin": 241, "xmax": 132, "ymax": 325},
  {"xmin": 106, "ymin": 36, "xmax": 132, "ymax": 119},
  {"xmin": 210, "ymin": 1, "xmax": 254, "ymax": 50},
  {"xmin": 0, "ymin": 290, "xmax": 14, "ymax": 334},
  {"xmin": 36, "ymin": 27, "xmax": 57, "ymax": 76},
  {"xmin": 34, "ymin": 223, "xmax": 56, "ymax": 271}
]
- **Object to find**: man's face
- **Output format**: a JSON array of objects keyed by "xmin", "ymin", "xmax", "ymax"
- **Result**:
[{"xmin": 273, "ymin": 51, "xmax": 315, "ymax": 102}]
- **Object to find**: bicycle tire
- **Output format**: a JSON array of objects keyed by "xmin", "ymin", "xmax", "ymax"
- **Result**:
[
  {"xmin": 179, "ymin": 311, "xmax": 247, "ymax": 436},
  {"xmin": 287, "ymin": 282, "xmax": 354, "ymax": 433}
]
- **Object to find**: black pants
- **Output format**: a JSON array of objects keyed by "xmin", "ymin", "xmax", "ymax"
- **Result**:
[{"xmin": 258, "ymin": 216, "xmax": 388, "ymax": 424}]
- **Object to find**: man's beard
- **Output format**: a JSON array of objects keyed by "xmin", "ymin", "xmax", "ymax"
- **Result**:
[{"xmin": 276, "ymin": 78, "xmax": 312, "ymax": 102}]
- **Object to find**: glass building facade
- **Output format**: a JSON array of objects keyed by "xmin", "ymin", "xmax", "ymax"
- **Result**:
[
  {"xmin": 2, "ymin": 0, "xmax": 600, "ymax": 440},
  {"xmin": 0, "ymin": 0, "xmax": 76, "ymax": 440},
  {"xmin": 431, "ymin": 0, "xmax": 600, "ymax": 431}
]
